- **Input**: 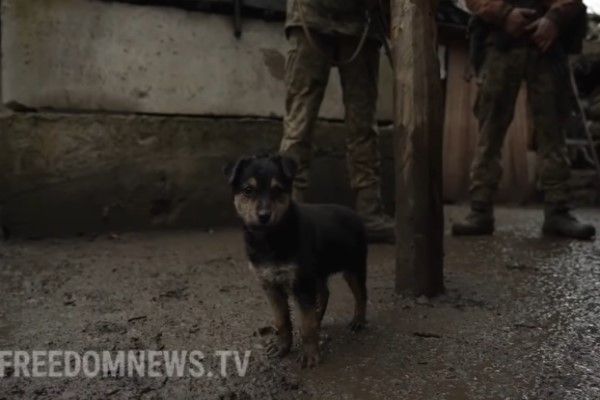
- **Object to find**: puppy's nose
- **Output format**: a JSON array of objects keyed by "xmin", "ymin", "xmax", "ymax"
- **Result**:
[{"xmin": 258, "ymin": 211, "xmax": 271, "ymax": 225}]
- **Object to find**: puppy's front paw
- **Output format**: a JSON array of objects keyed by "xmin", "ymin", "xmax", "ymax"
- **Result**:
[
  {"xmin": 266, "ymin": 337, "xmax": 292, "ymax": 358},
  {"xmin": 349, "ymin": 317, "xmax": 367, "ymax": 332},
  {"xmin": 298, "ymin": 349, "xmax": 320, "ymax": 368}
]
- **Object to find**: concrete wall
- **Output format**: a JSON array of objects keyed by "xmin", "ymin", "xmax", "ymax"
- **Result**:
[
  {"xmin": 0, "ymin": 0, "xmax": 398, "ymax": 237},
  {"xmin": 1, "ymin": 0, "xmax": 394, "ymax": 120},
  {"xmin": 0, "ymin": 113, "xmax": 394, "ymax": 237}
]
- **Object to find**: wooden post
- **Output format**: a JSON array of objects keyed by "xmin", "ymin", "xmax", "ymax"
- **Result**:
[{"xmin": 392, "ymin": 0, "xmax": 444, "ymax": 297}]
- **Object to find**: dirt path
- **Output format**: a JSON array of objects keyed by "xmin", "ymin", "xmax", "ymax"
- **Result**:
[{"xmin": 1, "ymin": 206, "xmax": 599, "ymax": 399}]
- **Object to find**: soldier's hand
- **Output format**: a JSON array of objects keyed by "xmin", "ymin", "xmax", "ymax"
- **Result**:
[
  {"xmin": 504, "ymin": 8, "xmax": 538, "ymax": 37},
  {"xmin": 526, "ymin": 17, "xmax": 559, "ymax": 53}
]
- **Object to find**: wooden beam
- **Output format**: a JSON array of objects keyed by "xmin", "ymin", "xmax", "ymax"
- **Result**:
[{"xmin": 392, "ymin": 0, "xmax": 444, "ymax": 297}]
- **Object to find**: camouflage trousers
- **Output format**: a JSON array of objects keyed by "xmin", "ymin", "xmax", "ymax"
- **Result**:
[
  {"xmin": 470, "ymin": 44, "xmax": 572, "ymax": 205},
  {"xmin": 280, "ymin": 27, "xmax": 382, "ymax": 194}
]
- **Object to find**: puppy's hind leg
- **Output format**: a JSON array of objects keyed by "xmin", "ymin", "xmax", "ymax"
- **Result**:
[
  {"xmin": 263, "ymin": 284, "xmax": 292, "ymax": 358},
  {"xmin": 343, "ymin": 269, "xmax": 367, "ymax": 332},
  {"xmin": 316, "ymin": 279, "xmax": 330, "ymax": 326}
]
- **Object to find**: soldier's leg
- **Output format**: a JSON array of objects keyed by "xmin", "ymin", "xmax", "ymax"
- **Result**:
[
  {"xmin": 338, "ymin": 37, "xmax": 394, "ymax": 243},
  {"xmin": 526, "ymin": 52, "xmax": 571, "ymax": 205},
  {"xmin": 527, "ymin": 51, "xmax": 596, "ymax": 240},
  {"xmin": 453, "ymin": 46, "xmax": 525, "ymax": 236},
  {"xmin": 470, "ymin": 47, "xmax": 525, "ymax": 203},
  {"xmin": 280, "ymin": 28, "xmax": 332, "ymax": 202}
]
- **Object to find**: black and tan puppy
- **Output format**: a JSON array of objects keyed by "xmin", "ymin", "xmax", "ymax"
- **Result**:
[{"xmin": 225, "ymin": 153, "xmax": 368, "ymax": 368}]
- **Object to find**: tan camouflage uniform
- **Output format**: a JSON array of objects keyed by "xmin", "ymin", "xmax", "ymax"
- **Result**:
[{"xmin": 280, "ymin": 0, "xmax": 382, "ymax": 197}]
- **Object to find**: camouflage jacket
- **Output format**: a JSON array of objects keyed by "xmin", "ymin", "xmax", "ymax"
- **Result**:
[
  {"xmin": 285, "ymin": 0, "xmax": 370, "ymax": 37},
  {"xmin": 465, "ymin": 0, "xmax": 584, "ymax": 28}
]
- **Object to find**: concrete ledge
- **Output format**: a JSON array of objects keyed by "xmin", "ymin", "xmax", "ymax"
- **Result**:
[
  {"xmin": 0, "ymin": 112, "xmax": 394, "ymax": 237},
  {"xmin": 1, "ymin": 0, "xmax": 393, "ymax": 120}
]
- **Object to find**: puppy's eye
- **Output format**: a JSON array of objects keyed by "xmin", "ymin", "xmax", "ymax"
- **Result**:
[{"xmin": 242, "ymin": 186, "xmax": 256, "ymax": 197}]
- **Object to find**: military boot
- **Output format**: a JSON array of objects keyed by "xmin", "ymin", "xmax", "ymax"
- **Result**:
[
  {"xmin": 355, "ymin": 187, "xmax": 395, "ymax": 244},
  {"xmin": 452, "ymin": 201, "xmax": 494, "ymax": 236},
  {"xmin": 542, "ymin": 204, "xmax": 596, "ymax": 240}
]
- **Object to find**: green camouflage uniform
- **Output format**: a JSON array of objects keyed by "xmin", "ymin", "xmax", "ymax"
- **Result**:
[
  {"xmin": 456, "ymin": 0, "xmax": 595, "ymax": 239},
  {"xmin": 465, "ymin": 0, "xmax": 585, "ymax": 206},
  {"xmin": 280, "ymin": 0, "xmax": 382, "ymax": 196},
  {"xmin": 471, "ymin": 38, "xmax": 571, "ymax": 205}
]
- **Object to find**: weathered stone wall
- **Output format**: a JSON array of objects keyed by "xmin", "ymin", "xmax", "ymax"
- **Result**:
[
  {"xmin": 1, "ymin": 0, "xmax": 394, "ymax": 120},
  {"xmin": 0, "ymin": 112, "xmax": 394, "ymax": 237}
]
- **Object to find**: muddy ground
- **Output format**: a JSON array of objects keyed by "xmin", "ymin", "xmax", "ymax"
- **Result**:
[{"xmin": 0, "ymin": 206, "xmax": 599, "ymax": 400}]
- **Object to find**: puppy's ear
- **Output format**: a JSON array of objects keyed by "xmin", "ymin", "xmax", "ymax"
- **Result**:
[
  {"xmin": 278, "ymin": 155, "xmax": 297, "ymax": 182},
  {"xmin": 223, "ymin": 158, "xmax": 248, "ymax": 185}
]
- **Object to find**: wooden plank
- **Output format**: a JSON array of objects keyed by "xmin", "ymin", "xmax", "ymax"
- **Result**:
[
  {"xmin": 441, "ymin": 42, "xmax": 534, "ymax": 203},
  {"xmin": 393, "ymin": 0, "xmax": 444, "ymax": 297},
  {"xmin": 442, "ymin": 40, "xmax": 476, "ymax": 201}
]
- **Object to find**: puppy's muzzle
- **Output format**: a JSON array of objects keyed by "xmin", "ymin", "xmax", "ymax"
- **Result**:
[{"xmin": 258, "ymin": 210, "xmax": 272, "ymax": 225}]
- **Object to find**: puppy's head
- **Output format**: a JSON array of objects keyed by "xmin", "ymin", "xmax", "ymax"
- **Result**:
[{"xmin": 224, "ymin": 154, "xmax": 297, "ymax": 229}]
